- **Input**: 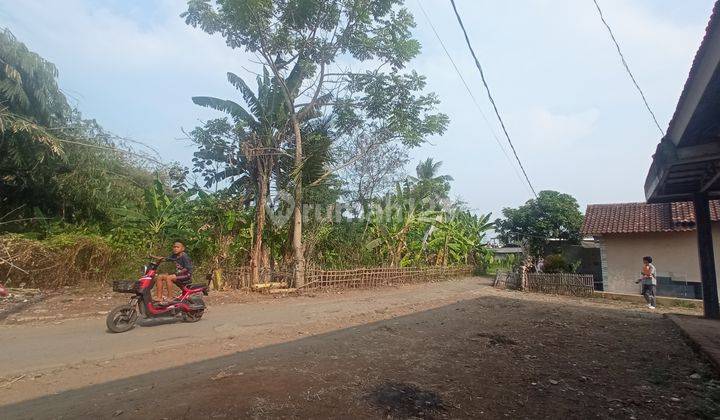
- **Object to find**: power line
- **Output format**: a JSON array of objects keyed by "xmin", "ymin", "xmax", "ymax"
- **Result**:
[
  {"xmin": 449, "ymin": 0, "xmax": 538, "ymax": 198},
  {"xmin": 592, "ymin": 0, "xmax": 665, "ymax": 136},
  {"xmin": 415, "ymin": 0, "xmax": 533, "ymax": 197}
]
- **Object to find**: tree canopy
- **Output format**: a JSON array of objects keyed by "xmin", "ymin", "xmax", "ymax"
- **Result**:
[
  {"xmin": 495, "ymin": 190, "xmax": 584, "ymax": 256},
  {"xmin": 0, "ymin": 28, "xmax": 163, "ymax": 226}
]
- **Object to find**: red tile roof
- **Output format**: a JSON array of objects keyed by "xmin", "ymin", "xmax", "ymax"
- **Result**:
[{"xmin": 582, "ymin": 201, "xmax": 720, "ymax": 235}]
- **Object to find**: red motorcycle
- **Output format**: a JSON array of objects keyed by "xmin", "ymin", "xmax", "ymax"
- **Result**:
[{"xmin": 106, "ymin": 258, "xmax": 209, "ymax": 333}]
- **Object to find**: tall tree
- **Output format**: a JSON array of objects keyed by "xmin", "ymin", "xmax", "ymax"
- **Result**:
[
  {"xmin": 184, "ymin": 0, "xmax": 449, "ymax": 286},
  {"xmin": 0, "ymin": 28, "xmax": 69, "ymax": 211},
  {"xmin": 338, "ymin": 126, "xmax": 408, "ymax": 214},
  {"xmin": 0, "ymin": 29, "xmax": 156, "ymax": 224},
  {"xmin": 0, "ymin": 28, "xmax": 68, "ymax": 127},
  {"xmin": 495, "ymin": 190, "xmax": 583, "ymax": 256}
]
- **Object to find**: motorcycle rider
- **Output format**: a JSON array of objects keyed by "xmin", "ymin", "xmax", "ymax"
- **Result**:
[{"xmin": 154, "ymin": 240, "xmax": 193, "ymax": 302}]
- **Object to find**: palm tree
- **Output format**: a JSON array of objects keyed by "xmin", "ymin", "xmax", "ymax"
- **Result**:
[
  {"xmin": 192, "ymin": 68, "xmax": 289, "ymax": 283},
  {"xmin": 408, "ymin": 158, "xmax": 453, "ymax": 204}
]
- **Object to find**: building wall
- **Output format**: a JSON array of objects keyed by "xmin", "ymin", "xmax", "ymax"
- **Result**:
[{"xmin": 600, "ymin": 224, "xmax": 720, "ymax": 295}]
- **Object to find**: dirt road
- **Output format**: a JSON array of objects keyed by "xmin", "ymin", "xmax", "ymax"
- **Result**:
[
  {"xmin": 3, "ymin": 278, "xmax": 490, "ymax": 377},
  {"xmin": 2, "ymin": 277, "xmax": 718, "ymax": 419}
]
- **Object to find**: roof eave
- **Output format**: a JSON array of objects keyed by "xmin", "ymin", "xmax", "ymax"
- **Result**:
[
  {"xmin": 646, "ymin": 1, "xmax": 720, "ymax": 202},
  {"xmin": 665, "ymin": 1, "xmax": 720, "ymax": 148}
]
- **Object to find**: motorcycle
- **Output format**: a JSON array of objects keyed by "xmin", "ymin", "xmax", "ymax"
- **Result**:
[{"xmin": 106, "ymin": 257, "xmax": 209, "ymax": 333}]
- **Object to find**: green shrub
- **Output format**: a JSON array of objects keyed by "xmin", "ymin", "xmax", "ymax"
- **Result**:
[{"xmin": 543, "ymin": 254, "xmax": 568, "ymax": 273}]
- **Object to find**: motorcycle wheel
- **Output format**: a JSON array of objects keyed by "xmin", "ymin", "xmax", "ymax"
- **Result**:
[
  {"xmin": 182, "ymin": 309, "xmax": 204, "ymax": 322},
  {"xmin": 106, "ymin": 304, "xmax": 138, "ymax": 333}
]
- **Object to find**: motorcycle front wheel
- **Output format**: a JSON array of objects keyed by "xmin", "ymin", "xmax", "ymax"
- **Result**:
[{"xmin": 106, "ymin": 304, "xmax": 138, "ymax": 333}]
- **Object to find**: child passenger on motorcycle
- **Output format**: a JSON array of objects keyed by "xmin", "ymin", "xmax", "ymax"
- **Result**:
[{"xmin": 154, "ymin": 240, "xmax": 193, "ymax": 302}]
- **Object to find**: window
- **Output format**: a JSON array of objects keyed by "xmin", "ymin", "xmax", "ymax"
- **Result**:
[{"xmin": 656, "ymin": 276, "xmax": 702, "ymax": 299}]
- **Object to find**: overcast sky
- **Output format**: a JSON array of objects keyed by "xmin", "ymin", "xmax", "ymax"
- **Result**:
[{"xmin": 0, "ymin": 0, "xmax": 715, "ymax": 218}]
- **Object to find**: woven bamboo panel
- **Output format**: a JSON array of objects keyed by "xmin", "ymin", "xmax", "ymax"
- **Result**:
[
  {"xmin": 301, "ymin": 266, "xmax": 472, "ymax": 291},
  {"xmin": 493, "ymin": 271, "xmax": 521, "ymax": 290},
  {"xmin": 526, "ymin": 273, "xmax": 594, "ymax": 297},
  {"xmin": 223, "ymin": 266, "xmax": 471, "ymax": 291}
]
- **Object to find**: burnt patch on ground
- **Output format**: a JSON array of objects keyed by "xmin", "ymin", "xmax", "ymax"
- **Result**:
[
  {"xmin": 475, "ymin": 332, "xmax": 518, "ymax": 346},
  {"xmin": 367, "ymin": 381, "xmax": 444, "ymax": 418}
]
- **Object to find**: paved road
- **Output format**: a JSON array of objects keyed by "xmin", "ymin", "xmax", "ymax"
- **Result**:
[{"xmin": 2, "ymin": 277, "xmax": 490, "ymax": 377}]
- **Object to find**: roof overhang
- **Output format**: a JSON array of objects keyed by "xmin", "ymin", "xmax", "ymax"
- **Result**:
[{"xmin": 645, "ymin": 2, "xmax": 720, "ymax": 202}]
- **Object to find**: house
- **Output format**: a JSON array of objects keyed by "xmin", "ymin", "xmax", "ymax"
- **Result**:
[
  {"xmin": 492, "ymin": 246, "xmax": 523, "ymax": 261},
  {"xmin": 582, "ymin": 200, "xmax": 720, "ymax": 298}
]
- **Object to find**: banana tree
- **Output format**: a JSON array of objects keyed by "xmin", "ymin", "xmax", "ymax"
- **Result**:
[
  {"xmin": 366, "ymin": 184, "xmax": 437, "ymax": 267},
  {"xmin": 427, "ymin": 211, "xmax": 493, "ymax": 266},
  {"xmin": 112, "ymin": 179, "xmax": 191, "ymax": 251},
  {"xmin": 191, "ymin": 68, "xmax": 290, "ymax": 284}
]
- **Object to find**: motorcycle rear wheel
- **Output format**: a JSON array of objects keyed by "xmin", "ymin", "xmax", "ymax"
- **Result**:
[
  {"xmin": 182, "ymin": 309, "xmax": 204, "ymax": 322},
  {"xmin": 106, "ymin": 304, "xmax": 138, "ymax": 333}
]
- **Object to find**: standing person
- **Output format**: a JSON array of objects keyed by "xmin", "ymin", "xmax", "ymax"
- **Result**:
[
  {"xmin": 636, "ymin": 256, "xmax": 656, "ymax": 309},
  {"xmin": 154, "ymin": 240, "xmax": 193, "ymax": 302}
]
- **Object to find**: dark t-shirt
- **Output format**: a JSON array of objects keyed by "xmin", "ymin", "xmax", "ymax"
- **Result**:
[{"xmin": 166, "ymin": 252, "xmax": 193, "ymax": 282}]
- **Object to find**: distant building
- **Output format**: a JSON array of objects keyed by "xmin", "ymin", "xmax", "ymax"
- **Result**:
[
  {"xmin": 492, "ymin": 246, "xmax": 523, "ymax": 260},
  {"xmin": 582, "ymin": 201, "xmax": 720, "ymax": 298}
]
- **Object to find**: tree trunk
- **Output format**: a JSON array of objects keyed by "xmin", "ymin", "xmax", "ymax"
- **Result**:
[
  {"xmin": 211, "ymin": 268, "xmax": 225, "ymax": 290},
  {"xmin": 261, "ymin": 240, "xmax": 270, "ymax": 283},
  {"xmin": 290, "ymin": 116, "xmax": 305, "ymax": 287},
  {"xmin": 443, "ymin": 234, "xmax": 450, "ymax": 267},
  {"xmin": 250, "ymin": 163, "xmax": 269, "ymax": 285}
]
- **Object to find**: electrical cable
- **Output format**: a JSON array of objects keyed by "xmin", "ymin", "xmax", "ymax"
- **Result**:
[
  {"xmin": 415, "ymin": 0, "xmax": 532, "ymax": 196},
  {"xmin": 592, "ymin": 0, "xmax": 665, "ymax": 136},
  {"xmin": 449, "ymin": 0, "xmax": 538, "ymax": 198}
]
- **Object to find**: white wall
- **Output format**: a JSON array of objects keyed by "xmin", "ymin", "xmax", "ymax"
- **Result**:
[{"xmin": 599, "ymin": 224, "xmax": 720, "ymax": 295}]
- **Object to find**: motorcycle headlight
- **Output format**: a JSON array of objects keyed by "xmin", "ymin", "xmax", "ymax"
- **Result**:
[{"xmin": 141, "ymin": 265, "xmax": 148, "ymax": 275}]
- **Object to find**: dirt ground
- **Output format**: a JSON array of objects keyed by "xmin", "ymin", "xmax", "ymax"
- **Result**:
[{"xmin": 2, "ymin": 278, "xmax": 719, "ymax": 419}]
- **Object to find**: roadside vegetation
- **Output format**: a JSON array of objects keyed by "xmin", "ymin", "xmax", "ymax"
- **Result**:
[
  {"xmin": 0, "ymin": 1, "xmax": 495, "ymax": 289},
  {"xmin": 0, "ymin": 2, "xmax": 586, "ymax": 290}
]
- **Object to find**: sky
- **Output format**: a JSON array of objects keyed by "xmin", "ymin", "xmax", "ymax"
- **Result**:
[{"xmin": 0, "ymin": 0, "xmax": 715, "ymax": 219}]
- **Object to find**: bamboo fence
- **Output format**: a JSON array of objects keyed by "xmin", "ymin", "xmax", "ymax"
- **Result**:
[
  {"xmin": 300, "ymin": 266, "xmax": 472, "ymax": 291},
  {"xmin": 222, "ymin": 265, "xmax": 471, "ymax": 291},
  {"xmin": 493, "ymin": 271, "xmax": 521, "ymax": 290},
  {"xmin": 526, "ymin": 273, "xmax": 594, "ymax": 297},
  {"xmin": 223, "ymin": 267, "xmax": 252, "ymax": 289},
  {"xmin": 223, "ymin": 267, "xmax": 292, "ymax": 289}
]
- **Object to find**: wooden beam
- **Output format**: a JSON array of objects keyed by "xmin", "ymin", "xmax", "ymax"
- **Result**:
[
  {"xmin": 676, "ymin": 143, "xmax": 720, "ymax": 160},
  {"xmin": 701, "ymin": 164, "xmax": 720, "ymax": 192},
  {"xmin": 693, "ymin": 193, "xmax": 720, "ymax": 319},
  {"xmin": 670, "ymin": 166, "xmax": 709, "ymax": 174},
  {"xmin": 666, "ymin": 177, "xmax": 702, "ymax": 184}
]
